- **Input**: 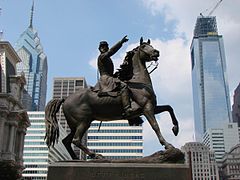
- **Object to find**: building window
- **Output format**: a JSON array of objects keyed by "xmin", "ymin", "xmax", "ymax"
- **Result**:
[
  {"xmin": 75, "ymin": 80, "xmax": 83, "ymax": 86},
  {"xmin": 6, "ymin": 57, "xmax": 16, "ymax": 93},
  {"xmin": 191, "ymin": 49, "xmax": 195, "ymax": 70}
]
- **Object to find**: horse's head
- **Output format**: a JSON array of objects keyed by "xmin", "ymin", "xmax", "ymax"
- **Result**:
[
  {"xmin": 138, "ymin": 37, "xmax": 160, "ymax": 62},
  {"xmin": 117, "ymin": 37, "xmax": 160, "ymax": 81}
]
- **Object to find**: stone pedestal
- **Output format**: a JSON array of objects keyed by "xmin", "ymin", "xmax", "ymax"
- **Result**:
[{"xmin": 47, "ymin": 161, "xmax": 191, "ymax": 180}]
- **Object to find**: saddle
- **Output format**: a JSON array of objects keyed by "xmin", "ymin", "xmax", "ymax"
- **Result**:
[{"xmin": 90, "ymin": 85, "xmax": 143, "ymax": 126}]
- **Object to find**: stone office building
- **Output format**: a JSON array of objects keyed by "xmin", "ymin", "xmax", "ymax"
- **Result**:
[
  {"xmin": 0, "ymin": 41, "xmax": 30, "ymax": 179},
  {"xmin": 232, "ymin": 83, "xmax": 240, "ymax": 127},
  {"xmin": 181, "ymin": 142, "xmax": 219, "ymax": 180},
  {"xmin": 221, "ymin": 144, "xmax": 240, "ymax": 180}
]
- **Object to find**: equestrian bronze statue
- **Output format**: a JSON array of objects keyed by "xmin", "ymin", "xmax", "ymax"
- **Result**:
[{"xmin": 45, "ymin": 37, "xmax": 179, "ymax": 160}]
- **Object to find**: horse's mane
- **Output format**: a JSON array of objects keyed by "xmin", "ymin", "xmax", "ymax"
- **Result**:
[{"xmin": 115, "ymin": 48, "xmax": 137, "ymax": 81}]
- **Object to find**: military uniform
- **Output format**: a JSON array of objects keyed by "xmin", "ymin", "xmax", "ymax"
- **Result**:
[
  {"xmin": 94, "ymin": 40, "xmax": 126, "ymax": 97},
  {"xmin": 93, "ymin": 37, "xmax": 137, "ymax": 117}
]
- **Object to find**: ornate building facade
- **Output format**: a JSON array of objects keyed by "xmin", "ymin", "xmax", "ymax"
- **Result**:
[{"xmin": 0, "ymin": 41, "xmax": 30, "ymax": 179}]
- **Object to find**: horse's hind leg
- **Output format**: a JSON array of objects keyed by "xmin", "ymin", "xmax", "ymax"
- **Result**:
[
  {"xmin": 144, "ymin": 105, "xmax": 174, "ymax": 150},
  {"xmin": 155, "ymin": 105, "xmax": 179, "ymax": 136},
  {"xmin": 72, "ymin": 121, "xmax": 103, "ymax": 159},
  {"xmin": 62, "ymin": 129, "xmax": 77, "ymax": 159}
]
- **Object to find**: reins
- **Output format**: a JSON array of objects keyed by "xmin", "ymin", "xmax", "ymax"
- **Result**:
[
  {"xmin": 146, "ymin": 61, "xmax": 159, "ymax": 74},
  {"xmin": 138, "ymin": 46, "xmax": 159, "ymax": 74}
]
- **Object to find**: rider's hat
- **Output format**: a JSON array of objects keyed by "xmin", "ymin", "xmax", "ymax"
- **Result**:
[{"xmin": 99, "ymin": 41, "xmax": 108, "ymax": 49}]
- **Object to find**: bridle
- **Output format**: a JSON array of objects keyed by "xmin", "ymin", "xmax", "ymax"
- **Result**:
[{"xmin": 138, "ymin": 44, "xmax": 159, "ymax": 74}]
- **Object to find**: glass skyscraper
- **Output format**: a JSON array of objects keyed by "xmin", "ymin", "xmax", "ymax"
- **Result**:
[
  {"xmin": 191, "ymin": 16, "xmax": 232, "ymax": 141},
  {"xmin": 15, "ymin": 2, "xmax": 47, "ymax": 111}
]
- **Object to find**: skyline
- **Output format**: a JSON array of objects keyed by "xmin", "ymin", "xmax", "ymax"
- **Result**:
[{"xmin": 1, "ymin": 0, "xmax": 240, "ymax": 155}]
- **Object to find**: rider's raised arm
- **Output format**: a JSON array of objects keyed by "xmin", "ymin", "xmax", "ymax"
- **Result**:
[{"xmin": 106, "ymin": 36, "xmax": 129, "ymax": 58}]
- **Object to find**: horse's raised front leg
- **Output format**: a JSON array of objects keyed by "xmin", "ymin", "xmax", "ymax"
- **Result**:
[
  {"xmin": 154, "ymin": 105, "xmax": 179, "ymax": 136},
  {"xmin": 72, "ymin": 121, "xmax": 104, "ymax": 159},
  {"xmin": 144, "ymin": 104, "xmax": 174, "ymax": 150}
]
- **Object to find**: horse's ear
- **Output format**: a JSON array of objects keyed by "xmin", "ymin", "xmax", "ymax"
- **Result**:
[
  {"xmin": 140, "ymin": 37, "xmax": 143, "ymax": 45},
  {"xmin": 147, "ymin": 39, "xmax": 151, "ymax": 44}
]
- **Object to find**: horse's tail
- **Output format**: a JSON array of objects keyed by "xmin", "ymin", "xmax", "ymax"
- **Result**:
[{"xmin": 44, "ymin": 98, "xmax": 65, "ymax": 148}]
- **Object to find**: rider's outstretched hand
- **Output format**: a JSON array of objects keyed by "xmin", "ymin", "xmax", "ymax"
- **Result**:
[{"xmin": 121, "ymin": 35, "xmax": 129, "ymax": 44}]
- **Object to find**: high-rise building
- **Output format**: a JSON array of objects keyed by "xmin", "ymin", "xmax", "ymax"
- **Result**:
[
  {"xmin": 202, "ymin": 123, "xmax": 239, "ymax": 163},
  {"xmin": 15, "ymin": 2, "xmax": 47, "ymax": 111},
  {"xmin": 22, "ymin": 112, "xmax": 71, "ymax": 180},
  {"xmin": 181, "ymin": 142, "xmax": 219, "ymax": 180},
  {"xmin": 232, "ymin": 83, "xmax": 240, "ymax": 127},
  {"xmin": 52, "ymin": 77, "xmax": 88, "ymax": 160},
  {"xmin": 88, "ymin": 120, "xmax": 143, "ymax": 159},
  {"xmin": 52, "ymin": 77, "xmax": 87, "ymax": 132},
  {"xmin": 191, "ymin": 16, "xmax": 232, "ymax": 141}
]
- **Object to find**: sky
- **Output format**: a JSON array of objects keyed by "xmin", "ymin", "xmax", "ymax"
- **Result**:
[{"xmin": 1, "ymin": 0, "xmax": 240, "ymax": 156}]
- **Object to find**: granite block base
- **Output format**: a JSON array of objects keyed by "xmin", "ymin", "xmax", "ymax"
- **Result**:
[{"xmin": 47, "ymin": 161, "xmax": 191, "ymax": 180}]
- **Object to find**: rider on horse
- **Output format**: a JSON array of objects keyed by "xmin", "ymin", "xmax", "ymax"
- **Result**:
[
  {"xmin": 45, "ymin": 38, "xmax": 179, "ymax": 159},
  {"xmin": 93, "ymin": 35, "xmax": 137, "ymax": 117}
]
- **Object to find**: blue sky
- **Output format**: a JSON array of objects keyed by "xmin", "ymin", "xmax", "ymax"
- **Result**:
[{"xmin": 1, "ymin": 0, "xmax": 240, "ymax": 156}]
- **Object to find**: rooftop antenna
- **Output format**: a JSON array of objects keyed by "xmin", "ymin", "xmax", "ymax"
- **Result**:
[
  {"xmin": 0, "ymin": 7, "xmax": 3, "ymax": 41},
  {"xmin": 29, "ymin": 0, "xmax": 34, "ymax": 28}
]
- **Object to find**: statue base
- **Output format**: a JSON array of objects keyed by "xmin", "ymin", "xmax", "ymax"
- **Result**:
[
  {"xmin": 48, "ymin": 149, "xmax": 190, "ymax": 180},
  {"xmin": 47, "ymin": 161, "xmax": 191, "ymax": 180}
]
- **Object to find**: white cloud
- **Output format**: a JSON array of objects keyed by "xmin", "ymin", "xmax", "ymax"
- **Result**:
[{"xmin": 89, "ymin": 57, "xmax": 97, "ymax": 70}]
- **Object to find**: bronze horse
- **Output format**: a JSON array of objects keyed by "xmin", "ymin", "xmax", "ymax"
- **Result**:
[{"xmin": 45, "ymin": 38, "xmax": 179, "ymax": 159}]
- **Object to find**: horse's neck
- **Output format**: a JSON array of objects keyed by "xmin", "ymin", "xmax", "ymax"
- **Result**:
[{"xmin": 129, "ymin": 55, "xmax": 153, "ymax": 88}]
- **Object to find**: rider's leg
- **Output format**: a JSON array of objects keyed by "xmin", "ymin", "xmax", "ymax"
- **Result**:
[{"xmin": 121, "ymin": 85, "xmax": 139, "ymax": 117}]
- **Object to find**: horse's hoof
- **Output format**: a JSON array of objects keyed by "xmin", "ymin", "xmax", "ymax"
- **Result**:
[
  {"xmin": 95, "ymin": 154, "xmax": 105, "ymax": 159},
  {"xmin": 172, "ymin": 125, "xmax": 179, "ymax": 136}
]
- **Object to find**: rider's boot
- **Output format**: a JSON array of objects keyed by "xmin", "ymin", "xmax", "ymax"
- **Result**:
[{"xmin": 121, "ymin": 88, "xmax": 139, "ymax": 117}]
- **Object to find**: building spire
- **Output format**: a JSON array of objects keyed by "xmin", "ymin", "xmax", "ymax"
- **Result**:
[{"xmin": 29, "ymin": 0, "xmax": 34, "ymax": 28}]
